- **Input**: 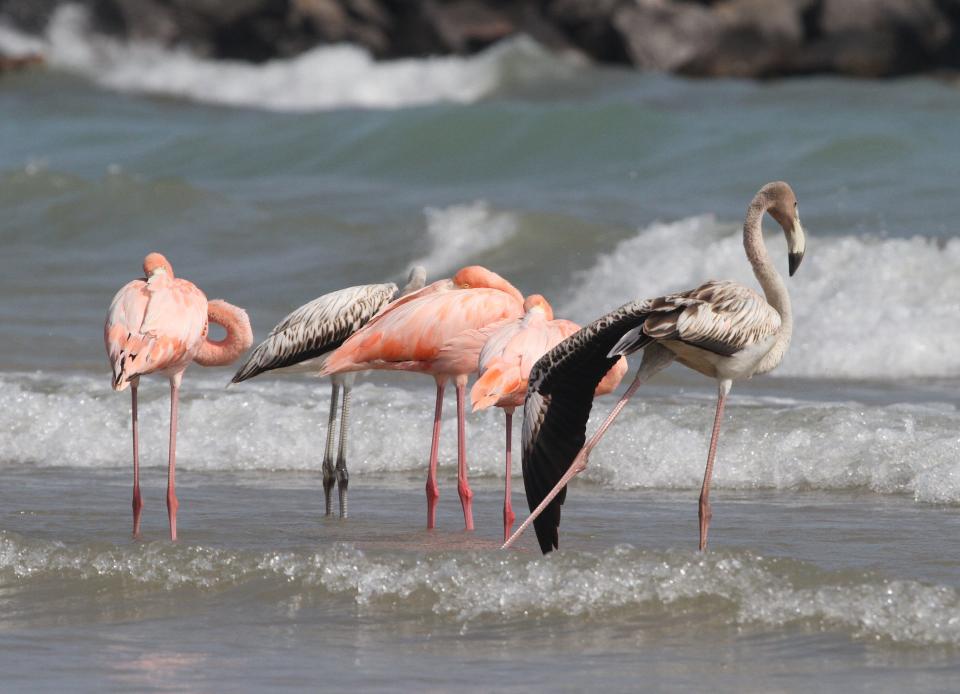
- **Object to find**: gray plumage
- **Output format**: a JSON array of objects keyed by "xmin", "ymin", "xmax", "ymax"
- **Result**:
[
  {"xmin": 231, "ymin": 283, "xmax": 398, "ymax": 383},
  {"xmin": 229, "ymin": 266, "xmax": 427, "ymax": 518},
  {"xmin": 518, "ymin": 181, "xmax": 805, "ymax": 554},
  {"xmin": 523, "ymin": 280, "xmax": 787, "ymax": 554},
  {"xmin": 232, "ymin": 266, "xmax": 427, "ymax": 383}
]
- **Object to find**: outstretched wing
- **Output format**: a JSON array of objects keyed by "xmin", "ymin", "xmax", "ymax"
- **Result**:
[
  {"xmin": 522, "ymin": 300, "xmax": 652, "ymax": 554},
  {"xmin": 231, "ymin": 282, "xmax": 397, "ymax": 383},
  {"xmin": 522, "ymin": 280, "xmax": 780, "ymax": 553}
]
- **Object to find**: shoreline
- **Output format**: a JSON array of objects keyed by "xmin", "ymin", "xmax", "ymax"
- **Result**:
[{"xmin": 1, "ymin": 0, "xmax": 960, "ymax": 80}]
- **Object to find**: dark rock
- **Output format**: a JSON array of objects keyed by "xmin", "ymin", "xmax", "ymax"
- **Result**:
[
  {"xmin": 682, "ymin": 0, "xmax": 812, "ymax": 77},
  {"xmin": 546, "ymin": 0, "xmax": 632, "ymax": 63},
  {"xmin": 422, "ymin": 0, "xmax": 515, "ymax": 53},
  {"xmin": 811, "ymin": 0, "xmax": 952, "ymax": 76},
  {"xmin": 2, "ymin": 0, "xmax": 960, "ymax": 77},
  {"xmin": 612, "ymin": 0, "xmax": 718, "ymax": 72}
]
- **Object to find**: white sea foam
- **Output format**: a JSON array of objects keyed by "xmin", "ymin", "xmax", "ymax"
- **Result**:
[
  {"xmin": 563, "ymin": 215, "xmax": 960, "ymax": 379},
  {"xmin": 0, "ymin": 6, "xmax": 579, "ymax": 111},
  {"xmin": 3, "ymin": 373, "xmax": 959, "ymax": 504},
  {"xmin": 412, "ymin": 200, "xmax": 518, "ymax": 276},
  {"xmin": 2, "ymin": 533, "xmax": 957, "ymax": 645}
]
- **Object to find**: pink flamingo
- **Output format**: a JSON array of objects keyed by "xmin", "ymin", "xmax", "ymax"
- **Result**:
[
  {"xmin": 321, "ymin": 265, "xmax": 524, "ymax": 530},
  {"xmin": 104, "ymin": 253, "xmax": 253, "ymax": 540},
  {"xmin": 469, "ymin": 294, "xmax": 628, "ymax": 542}
]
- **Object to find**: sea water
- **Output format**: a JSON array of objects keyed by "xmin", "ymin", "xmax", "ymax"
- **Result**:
[{"xmin": 2, "ymin": 7, "xmax": 960, "ymax": 691}]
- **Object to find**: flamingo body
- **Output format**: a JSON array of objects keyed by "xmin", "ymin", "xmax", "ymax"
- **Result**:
[
  {"xmin": 105, "ymin": 253, "xmax": 253, "ymax": 540},
  {"xmin": 230, "ymin": 267, "xmax": 426, "ymax": 518},
  {"xmin": 469, "ymin": 295, "xmax": 627, "ymax": 540},
  {"xmin": 506, "ymin": 182, "xmax": 807, "ymax": 554},
  {"xmin": 322, "ymin": 265, "xmax": 525, "ymax": 530}
]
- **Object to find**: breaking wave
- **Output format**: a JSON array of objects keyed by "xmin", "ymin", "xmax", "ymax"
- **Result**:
[
  {"xmin": 3, "ymin": 372, "xmax": 959, "ymax": 504},
  {"xmin": 0, "ymin": 6, "xmax": 581, "ymax": 111},
  {"xmin": 3, "ymin": 531, "xmax": 959, "ymax": 646},
  {"xmin": 563, "ymin": 215, "xmax": 960, "ymax": 379}
]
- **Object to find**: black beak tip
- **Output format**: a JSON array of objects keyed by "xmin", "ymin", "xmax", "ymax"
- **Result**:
[{"xmin": 788, "ymin": 252, "xmax": 803, "ymax": 277}]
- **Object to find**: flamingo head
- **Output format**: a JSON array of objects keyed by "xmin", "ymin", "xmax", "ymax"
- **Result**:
[
  {"xmin": 453, "ymin": 266, "xmax": 524, "ymax": 305},
  {"xmin": 523, "ymin": 294, "xmax": 553, "ymax": 320},
  {"xmin": 143, "ymin": 252, "xmax": 174, "ymax": 279},
  {"xmin": 760, "ymin": 181, "xmax": 806, "ymax": 277}
]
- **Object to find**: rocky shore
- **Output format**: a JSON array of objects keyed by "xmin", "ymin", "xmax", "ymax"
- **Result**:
[{"xmin": 1, "ymin": 0, "xmax": 959, "ymax": 78}]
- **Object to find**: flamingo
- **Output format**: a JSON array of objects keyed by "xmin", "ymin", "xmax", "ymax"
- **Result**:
[
  {"xmin": 230, "ymin": 267, "xmax": 427, "ymax": 518},
  {"xmin": 504, "ymin": 181, "xmax": 806, "ymax": 554},
  {"xmin": 321, "ymin": 265, "xmax": 525, "ymax": 530},
  {"xmin": 104, "ymin": 252, "xmax": 253, "ymax": 540},
  {"xmin": 469, "ymin": 294, "xmax": 628, "ymax": 542}
]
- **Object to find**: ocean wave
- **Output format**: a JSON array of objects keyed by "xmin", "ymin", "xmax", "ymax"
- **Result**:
[
  {"xmin": 0, "ymin": 6, "xmax": 580, "ymax": 111},
  {"xmin": 563, "ymin": 215, "xmax": 960, "ymax": 379},
  {"xmin": 412, "ymin": 200, "xmax": 518, "ymax": 276},
  {"xmin": 2, "ymin": 372, "xmax": 958, "ymax": 504},
  {"xmin": 2, "ymin": 532, "xmax": 957, "ymax": 646}
]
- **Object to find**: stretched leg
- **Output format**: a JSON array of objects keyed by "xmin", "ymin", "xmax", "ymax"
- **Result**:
[
  {"xmin": 502, "ymin": 407, "xmax": 515, "ymax": 543},
  {"xmin": 455, "ymin": 376, "xmax": 474, "ymax": 531},
  {"xmin": 335, "ymin": 379, "xmax": 352, "ymax": 518},
  {"xmin": 131, "ymin": 378, "xmax": 143, "ymax": 539},
  {"xmin": 699, "ymin": 380, "xmax": 731, "ymax": 551},
  {"xmin": 166, "ymin": 374, "xmax": 182, "ymax": 541},
  {"xmin": 322, "ymin": 380, "xmax": 341, "ymax": 516},
  {"xmin": 502, "ymin": 344, "xmax": 674, "ymax": 550},
  {"xmin": 426, "ymin": 377, "xmax": 446, "ymax": 529}
]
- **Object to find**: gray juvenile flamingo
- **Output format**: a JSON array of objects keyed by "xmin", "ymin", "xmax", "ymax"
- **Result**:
[
  {"xmin": 505, "ymin": 181, "xmax": 806, "ymax": 554},
  {"xmin": 231, "ymin": 267, "xmax": 426, "ymax": 518}
]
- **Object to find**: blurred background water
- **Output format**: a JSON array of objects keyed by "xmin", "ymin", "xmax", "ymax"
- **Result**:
[{"xmin": 2, "ymin": 7, "xmax": 960, "ymax": 692}]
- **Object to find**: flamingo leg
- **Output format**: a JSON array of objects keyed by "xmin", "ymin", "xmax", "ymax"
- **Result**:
[
  {"xmin": 699, "ymin": 380, "xmax": 731, "ymax": 551},
  {"xmin": 166, "ymin": 376, "xmax": 181, "ymax": 542},
  {"xmin": 502, "ymin": 345, "xmax": 674, "ymax": 550},
  {"xmin": 131, "ymin": 378, "xmax": 143, "ymax": 539},
  {"xmin": 503, "ymin": 407, "xmax": 515, "ymax": 543},
  {"xmin": 335, "ymin": 381, "xmax": 352, "ymax": 519},
  {"xmin": 426, "ymin": 378, "xmax": 446, "ymax": 529},
  {"xmin": 322, "ymin": 380, "xmax": 341, "ymax": 517},
  {"xmin": 455, "ymin": 377, "xmax": 474, "ymax": 531}
]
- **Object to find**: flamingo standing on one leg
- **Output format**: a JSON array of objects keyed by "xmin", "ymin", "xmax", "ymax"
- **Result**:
[
  {"xmin": 104, "ymin": 252, "xmax": 253, "ymax": 540},
  {"xmin": 321, "ymin": 265, "xmax": 524, "ymax": 530},
  {"xmin": 504, "ymin": 181, "xmax": 806, "ymax": 554},
  {"xmin": 230, "ymin": 266, "xmax": 427, "ymax": 518},
  {"xmin": 469, "ymin": 294, "xmax": 628, "ymax": 542}
]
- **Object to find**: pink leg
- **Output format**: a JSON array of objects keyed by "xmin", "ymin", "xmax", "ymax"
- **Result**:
[
  {"xmin": 166, "ymin": 376, "xmax": 181, "ymax": 541},
  {"xmin": 455, "ymin": 377, "xmax": 474, "ymax": 531},
  {"xmin": 502, "ymin": 408, "xmax": 515, "ymax": 544},
  {"xmin": 425, "ymin": 378, "xmax": 445, "ymax": 529},
  {"xmin": 699, "ymin": 381, "xmax": 730, "ymax": 551},
  {"xmin": 131, "ymin": 380, "xmax": 143, "ymax": 538},
  {"xmin": 502, "ymin": 345, "xmax": 674, "ymax": 550}
]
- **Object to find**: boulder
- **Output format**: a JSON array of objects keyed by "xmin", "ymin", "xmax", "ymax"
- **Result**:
[
  {"xmin": 612, "ymin": 0, "xmax": 718, "ymax": 72},
  {"xmin": 812, "ymin": 0, "xmax": 951, "ymax": 75}
]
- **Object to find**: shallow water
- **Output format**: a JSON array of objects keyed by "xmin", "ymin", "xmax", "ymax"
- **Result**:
[{"xmin": 2, "ymin": 7, "xmax": 960, "ymax": 691}]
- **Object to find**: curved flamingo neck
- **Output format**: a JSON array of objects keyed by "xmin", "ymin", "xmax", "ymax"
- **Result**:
[
  {"xmin": 488, "ymin": 276, "xmax": 524, "ymax": 306},
  {"xmin": 744, "ymin": 194, "xmax": 792, "ymax": 373},
  {"xmin": 194, "ymin": 300, "xmax": 253, "ymax": 367}
]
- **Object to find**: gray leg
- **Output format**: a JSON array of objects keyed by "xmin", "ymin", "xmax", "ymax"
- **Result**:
[
  {"xmin": 322, "ymin": 380, "xmax": 341, "ymax": 516},
  {"xmin": 335, "ymin": 382, "xmax": 352, "ymax": 518}
]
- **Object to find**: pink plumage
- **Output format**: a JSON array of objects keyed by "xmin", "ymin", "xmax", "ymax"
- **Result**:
[
  {"xmin": 321, "ymin": 265, "xmax": 525, "ymax": 530},
  {"xmin": 469, "ymin": 294, "xmax": 628, "ymax": 541},
  {"xmin": 104, "ymin": 253, "xmax": 253, "ymax": 540}
]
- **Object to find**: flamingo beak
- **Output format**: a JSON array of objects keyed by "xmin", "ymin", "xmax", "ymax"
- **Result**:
[{"xmin": 787, "ymin": 215, "xmax": 805, "ymax": 277}]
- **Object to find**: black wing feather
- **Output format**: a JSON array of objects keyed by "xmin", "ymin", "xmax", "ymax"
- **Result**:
[{"xmin": 522, "ymin": 300, "xmax": 652, "ymax": 553}]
